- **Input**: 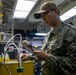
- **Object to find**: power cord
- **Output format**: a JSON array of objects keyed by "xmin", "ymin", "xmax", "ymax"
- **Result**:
[{"xmin": 0, "ymin": 62, "xmax": 11, "ymax": 75}]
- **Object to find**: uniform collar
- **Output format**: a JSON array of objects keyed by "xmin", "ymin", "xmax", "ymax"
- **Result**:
[{"xmin": 50, "ymin": 22, "xmax": 64, "ymax": 34}]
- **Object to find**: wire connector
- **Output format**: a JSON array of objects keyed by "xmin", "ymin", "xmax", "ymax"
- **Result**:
[{"xmin": 16, "ymin": 67, "xmax": 23, "ymax": 73}]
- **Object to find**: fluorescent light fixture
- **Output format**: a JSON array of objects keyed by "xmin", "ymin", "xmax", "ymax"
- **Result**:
[
  {"xmin": 74, "ymin": 6, "xmax": 76, "ymax": 8},
  {"xmin": 15, "ymin": 0, "xmax": 36, "ymax": 11},
  {"xmin": 13, "ymin": 0, "xmax": 38, "ymax": 19},
  {"xmin": 13, "ymin": 11, "xmax": 29, "ymax": 19},
  {"xmin": 60, "ymin": 6, "xmax": 76, "ymax": 21},
  {"xmin": 35, "ymin": 33, "xmax": 46, "ymax": 36}
]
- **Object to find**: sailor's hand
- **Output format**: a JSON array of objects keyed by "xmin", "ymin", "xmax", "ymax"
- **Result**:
[
  {"xmin": 33, "ymin": 50, "xmax": 49, "ymax": 61},
  {"xmin": 20, "ymin": 53, "xmax": 30, "ymax": 61}
]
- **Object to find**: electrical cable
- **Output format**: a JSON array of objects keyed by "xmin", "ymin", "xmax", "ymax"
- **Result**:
[
  {"xmin": 5, "ymin": 42, "xmax": 19, "ymax": 51},
  {"xmin": 0, "ymin": 62, "xmax": 11, "ymax": 75},
  {"xmin": 4, "ymin": 42, "xmax": 19, "ymax": 63},
  {"xmin": 2, "ymin": 34, "xmax": 24, "ymax": 75},
  {"xmin": 5, "ymin": 34, "xmax": 22, "ymax": 49},
  {"xmin": 4, "ymin": 34, "xmax": 22, "ymax": 68}
]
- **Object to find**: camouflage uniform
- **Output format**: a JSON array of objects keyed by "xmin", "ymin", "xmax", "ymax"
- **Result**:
[{"xmin": 41, "ymin": 22, "xmax": 76, "ymax": 75}]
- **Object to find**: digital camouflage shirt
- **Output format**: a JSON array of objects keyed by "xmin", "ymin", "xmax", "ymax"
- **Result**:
[{"xmin": 41, "ymin": 22, "xmax": 76, "ymax": 75}]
